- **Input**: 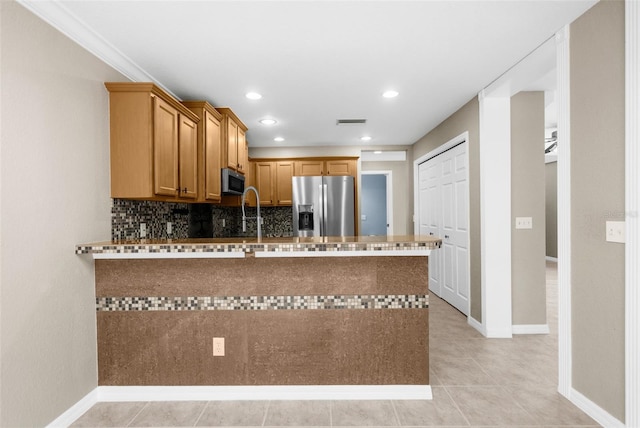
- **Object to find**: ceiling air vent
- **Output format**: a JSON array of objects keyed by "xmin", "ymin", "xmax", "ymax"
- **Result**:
[{"xmin": 336, "ymin": 119, "xmax": 367, "ymax": 126}]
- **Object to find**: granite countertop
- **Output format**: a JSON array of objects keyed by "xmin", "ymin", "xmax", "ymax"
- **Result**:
[{"xmin": 76, "ymin": 235, "xmax": 441, "ymax": 259}]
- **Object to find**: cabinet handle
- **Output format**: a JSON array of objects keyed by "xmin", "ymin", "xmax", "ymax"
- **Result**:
[
  {"xmin": 445, "ymin": 235, "xmax": 450, "ymax": 238},
  {"xmin": 183, "ymin": 187, "xmax": 188, "ymax": 194}
]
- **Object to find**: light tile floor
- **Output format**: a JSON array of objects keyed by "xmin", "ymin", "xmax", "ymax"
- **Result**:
[{"xmin": 71, "ymin": 261, "xmax": 599, "ymax": 427}]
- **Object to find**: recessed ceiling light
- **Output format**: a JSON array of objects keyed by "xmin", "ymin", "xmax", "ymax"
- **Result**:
[
  {"xmin": 245, "ymin": 92, "xmax": 262, "ymax": 100},
  {"xmin": 373, "ymin": 150, "xmax": 383, "ymax": 154},
  {"xmin": 274, "ymin": 137, "xmax": 285, "ymax": 142},
  {"xmin": 259, "ymin": 118, "xmax": 277, "ymax": 126},
  {"xmin": 382, "ymin": 90, "xmax": 399, "ymax": 98},
  {"xmin": 360, "ymin": 136, "xmax": 372, "ymax": 142}
]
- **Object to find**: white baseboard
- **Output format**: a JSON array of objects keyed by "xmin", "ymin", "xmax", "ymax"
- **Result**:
[
  {"xmin": 46, "ymin": 388, "xmax": 98, "ymax": 428},
  {"xmin": 512, "ymin": 324, "xmax": 550, "ymax": 335},
  {"xmin": 96, "ymin": 385, "xmax": 432, "ymax": 401},
  {"xmin": 546, "ymin": 256, "xmax": 558, "ymax": 262},
  {"xmin": 569, "ymin": 387, "xmax": 624, "ymax": 427},
  {"xmin": 468, "ymin": 315, "xmax": 486, "ymax": 336}
]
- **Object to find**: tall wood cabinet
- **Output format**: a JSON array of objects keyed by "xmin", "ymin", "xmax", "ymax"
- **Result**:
[
  {"xmin": 182, "ymin": 101, "xmax": 223, "ymax": 203},
  {"xmin": 105, "ymin": 82, "xmax": 200, "ymax": 201},
  {"xmin": 253, "ymin": 160, "xmax": 294, "ymax": 206},
  {"xmin": 217, "ymin": 108, "xmax": 248, "ymax": 174},
  {"xmin": 251, "ymin": 160, "xmax": 294, "ymax": 206}
]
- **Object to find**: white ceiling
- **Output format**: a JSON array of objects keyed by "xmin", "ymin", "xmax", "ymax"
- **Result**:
[{"xmin": 24, "ymin": 1, "xmax": 596, "ymax": 148}]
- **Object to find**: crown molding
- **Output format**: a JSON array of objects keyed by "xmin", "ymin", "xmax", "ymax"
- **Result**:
[{"xmin": 16, "ymin": 0, "xmax": 179, "ymax": 100}]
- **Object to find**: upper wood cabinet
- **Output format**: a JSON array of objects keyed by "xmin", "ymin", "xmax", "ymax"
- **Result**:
[
  {"xmin": 105, "ymin": 82, "xmax": 200, "ymax": 201},
  {"xmin": 254, "ymin": 162, "xmax": 275, "ymax": 205},
  {"xmin": 217, "ymin": 108, "xmax": 249, "ymax": 174},
  {"xmin": 275, "ymin": 161, "xmax": 294, "ymax": 205},
  {"xmin": 326, "ymin": 159, "xmax": 357, "ymax": 176},
  {"xmin": 251, "ymin": 160, "xmax": 294, "ymax": 206},
  {"xmin": 294, "ymin": 158, "xmax": 358, "ymax": 177},
  {"xmin": 182, "ymin": 101, "xmax": 223, "ymax": 203}
]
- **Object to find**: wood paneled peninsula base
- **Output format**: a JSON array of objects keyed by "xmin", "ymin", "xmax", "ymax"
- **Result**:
[{"xmin": 77, "ymin": 236, "xmax": 440, "ymax": 400}]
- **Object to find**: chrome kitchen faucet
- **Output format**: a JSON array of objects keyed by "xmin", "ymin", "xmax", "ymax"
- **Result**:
[{"xmin": 241, "ymin": 186, "xmax": 262, "ymax": 240}]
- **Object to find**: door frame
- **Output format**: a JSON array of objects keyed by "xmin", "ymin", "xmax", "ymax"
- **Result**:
[
  {"xmin": 360, "ymin": 170, "xmax": 393, "ymax": 236},
  {"xmin": 413, "ymin": 132, "xmax": 471, "ymax": 315}
]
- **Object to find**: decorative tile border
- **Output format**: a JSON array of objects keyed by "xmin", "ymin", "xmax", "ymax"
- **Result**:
[
  {"xmin": 96, "ymin": 294, "xmax": 429, "ymax": 312},
  {"xmin": 76, "ymin": 240, "xmax": 440, "ymax": 255}
]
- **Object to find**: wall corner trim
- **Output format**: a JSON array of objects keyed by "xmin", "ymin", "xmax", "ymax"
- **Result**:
[
  {"xmin": 468, "ymin": 315, "xmax": 486, "ymax": 336},
  {"xmin": 94, "ymin": 385, "xmax": 433, "ymax": 402},
  {"xmin": 569, "ymin": 388, "xmax": 625, "ymax": 428},
  {"xmin": 625, "ymin": 0, "xmax": 640, "ymax": 425},
  {"xmin": 45, "ymin": 388, "xmax": 98, "ymax": 428},
  {"xmin": 555, "ymin": 24, "xmax": 572, "ymax": 399},
  {"xmin": 512, "ymin": 324, "xmax": 550, "ymax": 335}
]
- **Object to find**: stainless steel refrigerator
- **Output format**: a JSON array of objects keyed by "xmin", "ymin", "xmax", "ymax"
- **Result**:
[{"xmin": 292, "ymin": 175, "xmax": 355, "ymax": 237}]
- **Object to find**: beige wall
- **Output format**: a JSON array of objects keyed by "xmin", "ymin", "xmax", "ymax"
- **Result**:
[
  {"xmin": 570, "ymin": 0, "xmax": 625, "ymax": 421},
  {"xmin": 545, "ymin": 161, "xmax": 558, "ymax": 258},
  {"xmin": 510, "ymin": 92, "xmax": 547, "ymax": 326},
  {"xmin": 412, "ymin": 98, "xmax": 482, "ymax": 322},
  {"xmin": 0, "ymin": 2, "xmax": 123, "ymax": 425}
]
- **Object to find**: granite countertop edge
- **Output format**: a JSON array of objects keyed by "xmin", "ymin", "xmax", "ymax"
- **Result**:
[{"xmin": 75, "ymin": 236, "xmax": 442, "ymax": 255}]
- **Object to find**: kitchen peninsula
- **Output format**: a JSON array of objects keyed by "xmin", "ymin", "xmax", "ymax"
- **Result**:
[{"xmin": 77, "ymin": 235, "xmax": 440, "ymax": 400}]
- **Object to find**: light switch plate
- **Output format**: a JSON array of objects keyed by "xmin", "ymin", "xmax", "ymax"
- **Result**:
[
  {"xmin": 515, "ymin": 217, "xmax": 533, "ymax": 229},
  {"xmin": 167, "ymin": 222, "xmax": 172, "ymax": 235},
  {"xmin": 140, "ymin": 223, "xmax": 147, "ymax": 238},
  {"xmin": 606, "ymin": 221, "xmax": 625, "ymax": 243}
]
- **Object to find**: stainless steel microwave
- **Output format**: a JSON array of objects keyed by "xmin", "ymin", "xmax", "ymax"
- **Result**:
[{"xmin": 221, "ymin": 168, "xmax": 245, "ymax": 195}]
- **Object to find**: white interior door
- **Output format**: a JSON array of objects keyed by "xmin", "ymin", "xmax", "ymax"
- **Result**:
[
  {"xmin": 418, "ymin": 141, "xmax": 469, "ymax": 315},
  {"xmin": 419, "ymin": 161, "xmax": 441, "ymax": 296}
]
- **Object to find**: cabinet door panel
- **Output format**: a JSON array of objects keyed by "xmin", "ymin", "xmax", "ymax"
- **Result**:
[
  {"xmin": 295, "ymin": 160, "xmax": 324, "ymax": 176},
  {"xmin": 255, "ymin": 162, "xmax": 274, "ymax": 205},
  {"xmin": 227, "ymin": 120, "xmax": 238, "ymax": 170},
  {"xmin": 179, "ymin": 115, "xmax": 198, "ymax": 199},
  {"xmin": 275, "ymin": 161, "xmax": 294, "ymax": 205},
  {"xmin": 237, "ymin": 128, "xmax": 247, "ymax": 173},
  {"xmin": 326, "ymin": 159, "xmax": 355, "ymax": 176},
  {"xmin": 205, "ymin": 111, "xmax": 222, "ymax": 201},
  {"xmin": 154, "ymin": 97, "xmax": 179, "ymax": 196}
]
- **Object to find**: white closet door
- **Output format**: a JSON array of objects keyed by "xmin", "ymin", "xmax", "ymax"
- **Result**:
[
  {"xmin": 419, "ymin": 160, "xmax": 441, "ymax": 296},
  {"xmin": 418, "ymin": 141, "xmax": 469, "ymax": 315}
]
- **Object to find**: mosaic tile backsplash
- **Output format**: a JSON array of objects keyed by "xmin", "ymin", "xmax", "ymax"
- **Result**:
[
  {"xmin": 112, "ymin": 199, "xmax": 293, "ymax": 240},
  {"xmin": 96, "ymin": 294, "xmax": 429, "ymax": 312}
]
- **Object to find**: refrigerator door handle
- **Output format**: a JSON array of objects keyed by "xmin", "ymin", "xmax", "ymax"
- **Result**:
[
  {"xmin": 322, "ymin": 184, "xmax": 328, "ymax": 237},
  {"xmin": 319, "ymin": 184, "xmax": 324, "ymax": 236}
]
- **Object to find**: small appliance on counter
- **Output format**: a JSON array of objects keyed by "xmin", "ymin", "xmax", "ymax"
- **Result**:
[{"xmin": 292, "ymin": 175, "xmax": 354, "ymax": 237}]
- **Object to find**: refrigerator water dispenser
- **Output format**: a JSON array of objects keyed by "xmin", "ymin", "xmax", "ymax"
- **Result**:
[{"xmin": 298, "ymin": 205, "xmax": 314, "ymax": 231}]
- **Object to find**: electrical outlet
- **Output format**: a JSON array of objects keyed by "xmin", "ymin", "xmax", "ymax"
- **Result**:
[
  {"xmin": 213, "ymin": 337, "xmax": 225, "ymax": 356},
  {"xmin": 606, "ymin": 221, "xmax": 625, "ymax": 243},
  {"xmin": 167, "ymin": 222, "xmax": 172, "ymax": 235},
  {"xmin": 221, "ymin": 218, "xmax": 226, "ymax": 228},
  {"xmin": 515, "ymin": 217, "xmax": 533, "ymax": 229},
  {"xmin": 140, "ymin": 223, "xmax": 147, "ymax": 238}
]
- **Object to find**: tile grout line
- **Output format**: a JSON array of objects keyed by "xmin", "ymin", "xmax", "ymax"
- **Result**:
[
  {"xmin": 126, "ymin": 401, "xmax": 150, "ymax": 427},
  {"xmin": 329, "ymin": 399, "xmax": 333, "ymax": 427},
  {"xmin": 440, "ymin": 386, "xmax": 472, "ymax": 427},
  {"xmin": 192, "ymin": 400, "xmax": 210, "ymax": 427},
  {"xmin": 389, "ymin": 399, "xmax": 402, "ymax": 426},
  {"xmin": 261, "ymin": 400, "xmax": 271, "ymax": 427}
]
